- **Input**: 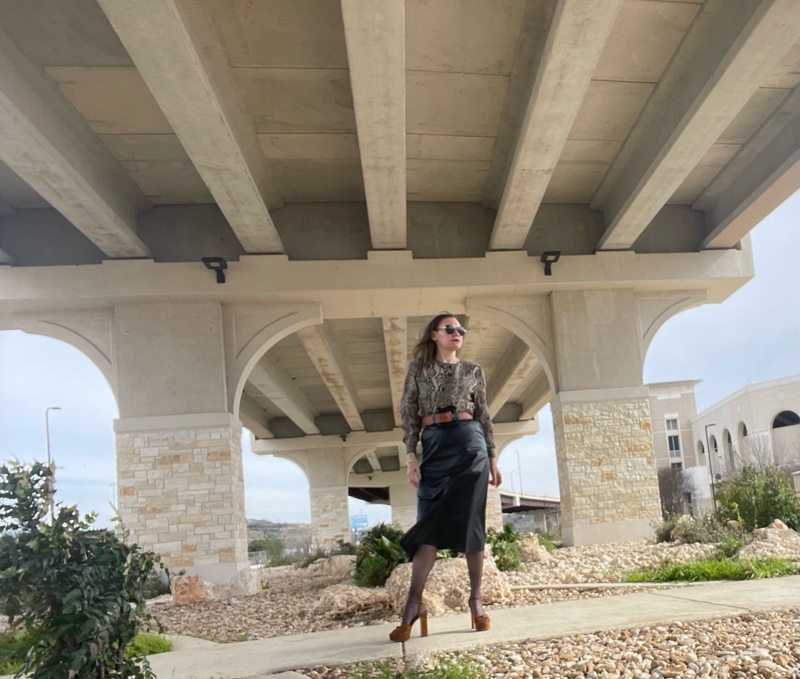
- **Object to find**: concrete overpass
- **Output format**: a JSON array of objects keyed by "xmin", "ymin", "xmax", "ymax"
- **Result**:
[{"xmin": 0, "ymin": 0, "xmax": 797, "ymax": 594}]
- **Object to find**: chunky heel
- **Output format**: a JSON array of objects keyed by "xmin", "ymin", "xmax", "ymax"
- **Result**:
[
  {"xmin": 469, "ymin": 597, "xmax": 490, "ymax": 632},
  {"xmin": 389, "ymin": 599, "xmax": 429, "ymax": 642}
]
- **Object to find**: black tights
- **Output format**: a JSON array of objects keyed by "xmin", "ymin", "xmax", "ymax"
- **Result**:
[{"xmin": 401, "ymin": 544, "xmax": 485, "ymax": 624}]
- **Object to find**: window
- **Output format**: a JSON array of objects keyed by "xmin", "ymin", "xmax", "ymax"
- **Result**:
[
  {"xmin": 671, "ymin": 462, "xmax": 683, "ymax": 472},
  {"xmin": 666, "ymin": 418, "xmax": 679, "ymax": 431},
  {"xmin": 668, "ymin": 434, "xmax": 681, "ymax": 458}
]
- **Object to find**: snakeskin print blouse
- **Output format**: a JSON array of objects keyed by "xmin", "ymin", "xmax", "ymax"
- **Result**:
[{"xmin": 401, "ymin": 359, "xmax": 496, "ymax": 457}]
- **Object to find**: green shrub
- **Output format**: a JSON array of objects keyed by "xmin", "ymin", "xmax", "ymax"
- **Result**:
[
  {"xmin": 625, "ymin": 556, "xmax": 799, "ymax": 583},
  {"xmin": 248, "ymin": 535, "xmax": 286, "ymax": 561},
  {"xmin": 715, "ymin": 465, "xmax": 800, "ymax": 531},
  {"xmin": 536, "ymin": 527, "xmax": 562, "ymax": 553},
  {"xmin": 0, "ymin": 630, "xmax": 30, "ymax": 675},
  {"xmin": 354, "ymin": 523, "xmax": 409, "ymax": 587},
  {"xmin": 653, "ymin": 512, "xmax": 728, "ymax": 544},
  {"xmin": 715, "ymin": 535, "xmax": 743, "ymax": 559},
  {"xmin": 654, "ymin": 514, "xmax": 679, "ymax": 543},
  {"xmin": 0, "ymin": 460, "xmax": 164, "ymax": 679},
  {"xmin": 125, "ymin": 633, "xmax": 172, "ymax": 658},
  {"xmin": 486, "ymin": 523, "xmax": 523, "ymax": 571},
  {"xmin": 299, "ymin": 538, "xmax": 358, "ymax": 568}
]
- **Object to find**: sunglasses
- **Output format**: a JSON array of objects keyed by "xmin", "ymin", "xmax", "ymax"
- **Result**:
[{"xmin": 437, "ymin": 324, "xmax": 466, "ymax": 336}]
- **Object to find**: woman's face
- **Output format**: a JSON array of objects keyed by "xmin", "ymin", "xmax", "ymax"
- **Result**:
[{"xmin": 430, "ymin": 316, "xmax": 463, "ymax": 355}]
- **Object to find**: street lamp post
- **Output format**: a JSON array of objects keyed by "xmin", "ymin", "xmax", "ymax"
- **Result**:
[
  {"xmin": 704, "ymin": 423, "xmax": 717, "ymax": 512},
  {"xmin": 45, "ymin": 406, "xmax": 61, "ymax": 522}
]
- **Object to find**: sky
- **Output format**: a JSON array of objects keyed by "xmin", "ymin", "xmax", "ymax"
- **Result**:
[{"xmin": 0, "ymin": 190, "xmax": 797, "ymax": 528}]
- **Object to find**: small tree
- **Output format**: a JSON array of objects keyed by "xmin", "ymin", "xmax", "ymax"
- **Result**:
[
  {"xmin": 657, "ymin": 466, "xmax": 693, "ymax": 517},
  {"xmin": 715, "ymin": 464, "xmax": 800, "ymax": 531},
  {"xmin": 740, "ymin": 432, "xmax": 800, "ymax": 478},
  {"xmin": 0, "ymin": 460, "xmax": 164, "ymax": 679}
]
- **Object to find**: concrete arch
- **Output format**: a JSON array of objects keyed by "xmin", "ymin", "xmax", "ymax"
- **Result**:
[
  {"xmin": 6, "ymin": 318, "xmax": 117, "ymax": 403},
  {"xmin": 771, "ymin": 410, "xmax": 800, "ymax": 429},
  {"xmin": 737, "ymin": 420, "xmax": 749, "ymax": 441},
  {"xmin": 226, "ymin": 304, "xmax": 323, "ymax": 417},
  {"xmin": 638, "ymin": 292, "xmax": 707, "ymax": 362},
  {"xmin": 709, "ymin": 434, "xmax": 718, "ymax": 455},
  {"xmin": 465, "ymin": 296, "xmax": 557, "ymax": 394},
  {"xmin": 697, "ymin": 440, "xmax": 705, "ymax": 458},
  {"xmin": 723, "ymin": 428, "xmax": 736, "ymax": 472}
]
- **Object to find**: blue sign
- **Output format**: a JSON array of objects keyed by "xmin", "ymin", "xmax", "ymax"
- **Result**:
[{"xmin": 350, "ymin": 514, "xmax": 368, "ymax": 529}]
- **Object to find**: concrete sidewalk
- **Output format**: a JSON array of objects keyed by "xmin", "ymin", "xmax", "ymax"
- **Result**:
[{"xmin": 147, "ymin": 576, "xmax": 800, "ymax": 679}]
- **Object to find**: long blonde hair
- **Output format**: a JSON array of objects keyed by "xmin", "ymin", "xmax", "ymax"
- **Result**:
[{"xmin": 412, "ymin": 312, "xmax": 460, "ymax": 369}]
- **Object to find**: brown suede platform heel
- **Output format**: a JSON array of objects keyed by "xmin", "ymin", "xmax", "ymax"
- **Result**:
[
  {"xmin": 469, "ymin": 597, "xmax": 490, "ymax": 632},
  {"xmin": 389, "ymin": 600, "xmax": 429, "ymax": 642}
]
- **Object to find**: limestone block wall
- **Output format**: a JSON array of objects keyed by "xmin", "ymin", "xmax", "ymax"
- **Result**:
[
  {"xmin": 392, "ymin": 505, "xmax": 416, "ymax": 531},
  {"xmin": 486, "ymin": 483, "xmax": 504, "ymax": 531},
  {"xmin": 116, "ymin": 425, "xmax": 247, "ymax": 571},
  {"xmin": 309, "ymin": 488, "xmax": 350, "ymax": 549},
  {"xmin": 552, "ymin": 396, "xmax": 661, "ymax": 542}
]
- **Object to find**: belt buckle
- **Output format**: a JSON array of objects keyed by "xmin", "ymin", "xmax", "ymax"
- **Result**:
[{"xmin": 435, "ymin": 405, "xmax": 458, "ymax": 426}]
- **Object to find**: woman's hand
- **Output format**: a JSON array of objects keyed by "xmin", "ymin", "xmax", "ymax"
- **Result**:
[
  {"xmin": 407, "ymin": 456, "xmax": 421, "ymax": 488},
  {"xmin": 489, "ymin": 457, "xmax": 502, "ymax": 487}
]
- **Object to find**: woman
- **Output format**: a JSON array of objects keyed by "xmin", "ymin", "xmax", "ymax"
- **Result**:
[{"xmin": 390, "ymin": 312, "xmax": 502, "ymax": 643}]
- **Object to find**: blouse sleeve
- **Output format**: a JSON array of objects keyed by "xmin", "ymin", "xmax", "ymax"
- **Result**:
[
  {"xmin": 400, "ymin": 361, "xmax": 422, "ymax": 454},
  {"xmin": 472, "ymin": 365, "xmax": 496, "ymax": 457}
]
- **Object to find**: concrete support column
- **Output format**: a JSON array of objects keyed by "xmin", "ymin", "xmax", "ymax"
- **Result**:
[
  {"xmin": 306, "ymin": 449, "xmax": 350, "ymax": 549},
  {"xmin": 486, "ymin": 484, "xmax": 504, "ymax": 532},
  {"xmin": 115, "ymin": 414, "xmax": 255, "ymax": 595},
  {"xmin": 113, "ymin": 300, "xmax": 256, "ymax": 595},
  {"xmin": 389, "ymin": 481, "xmax": 417, "ymax": 531},
  {"xmin": 550, "ymin": 290, "xmax": 661, "ymax": 545},
  {"xmin": 551, "ymin": 390, "xmax": 660, "ymax": 545}
]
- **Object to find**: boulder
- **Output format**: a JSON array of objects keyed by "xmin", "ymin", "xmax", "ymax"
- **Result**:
[
  {"xmin": 384, "ymin": 545, "xmax": 513, "ymax": 616},
  {"xmin": 212, "ymin": 567, "xmax": 261, "ymax": 598},
  {"xmin": 312, "ymin": 584, "xmax": 392, "ymax": 618},
  {"xmin": 737, "ymin": 519, "xmax": 800, "ymax": 562},
  {"xmin": 306, "ymin": 554, "xmax": 356, "ymax": 578},
  {"xmin": 520, "ymin": 534, "xmax": 553, "ymax": 563},
  {"xmin": 171, "ymin": 575, "xmax": 211, "ymax": 605}
]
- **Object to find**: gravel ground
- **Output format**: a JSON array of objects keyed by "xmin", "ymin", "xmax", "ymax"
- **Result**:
[
  {"xmin": 299, "ymin": 608, "xmax": 800, "ymax": 679},
  {"xmin": 147, "ymin": 540, "xmax": 729, "ymax": 643}
]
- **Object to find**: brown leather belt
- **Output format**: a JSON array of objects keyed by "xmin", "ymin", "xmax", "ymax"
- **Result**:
[{"xmin": 422, "ymin": 410, "xmax": 473, "ymax": 426}]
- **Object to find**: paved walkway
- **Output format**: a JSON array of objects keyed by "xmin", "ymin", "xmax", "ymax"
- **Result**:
[{"xmin": 148, "ymin": 575, "xmax": 800, "ymax": 679}]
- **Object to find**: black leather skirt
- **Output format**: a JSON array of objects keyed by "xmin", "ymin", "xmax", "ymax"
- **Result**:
[{"xmin": 399, "ymin": 419, "xmax": 490, "ymax": 557}]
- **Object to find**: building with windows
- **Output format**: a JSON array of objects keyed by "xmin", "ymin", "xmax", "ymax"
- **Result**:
[{"xmin": 649, "ymin": 375, "xmax": 800, "ymax": 515}]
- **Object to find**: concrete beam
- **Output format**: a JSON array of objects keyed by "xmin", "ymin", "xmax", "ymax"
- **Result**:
[
  {"xmin": 0, "ymin": 248, "xmax": 755, "ymax": 316},
  {"xmin": 297, "ymin": 324, "xmax": 365, "ymax": 431},
  {"xmin": 519, "ymin": 371, "xmax": 551, "ymax": 420},
  {"xmin": 97, "ymin": 0, "xmax": 285, "ymax": 253},
  {"xmin": 341, "ymin": 0, "xmax": 406, "ymax": 249},
  {"xmin": 248, "ymin": 354, "xmax": 320, "ymax": 435},
  {"xmin": 489, "ymin": 0, "xmax": 624, "ymax": 250},
  {"xmin": 382, "ymin": 316, "xmax": 407, "ymax": 426},
  {"xmin": 239, "ymin": 392, "xmax": 273, "ymax": 440},
  {"xmin": 700, "ymin": 92, "xmax": 800, "ymax": 249},
  {"xmin": 595, "ymin": 0, "xmax": 800, "ymax": 251},
  {"xmin": 365, "ymin": 449, "xmax": 381, "ymax": 473},
  {"xmin": 459, "ymin": 316, "xmax": 491, "ymax": 363},
  {"xmin": 349, "ymin": 469, "xmax": 406, "ymax": 488},
  {"xmin": 0, "ymin": 28, "xmax": 150, "ymax": 258},
  {"xmin": 252, "ymin": 421, "xmax": 540, "ymax": 455},
  {"xmin": 487, "ymin": 336, "xmax": 540, "ymax": 418}
]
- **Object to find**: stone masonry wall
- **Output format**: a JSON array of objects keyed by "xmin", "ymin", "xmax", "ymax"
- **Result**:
[
  {"xmin": 391, "ymin": 504, "xmax": 417, "ymax": 531},
  {"xmin": 309, "ymin": 488, "xmax": 350, "ymax": 549},
  {"xmin": 116, "ymin": 425, "xmax": 247, "ymax": 570},
  {"xmin": 486, "ymin": 483, "xmax": 504, "ymax": 532},
  {"xmin": 552, "ymin": 397, "xmax": 661, "ymax": 528}
]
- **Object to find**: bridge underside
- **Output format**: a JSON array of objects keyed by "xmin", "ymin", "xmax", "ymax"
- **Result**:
[{"xmin": 0, "ymin": 0, "xmax": 797, "ymax": 595}]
